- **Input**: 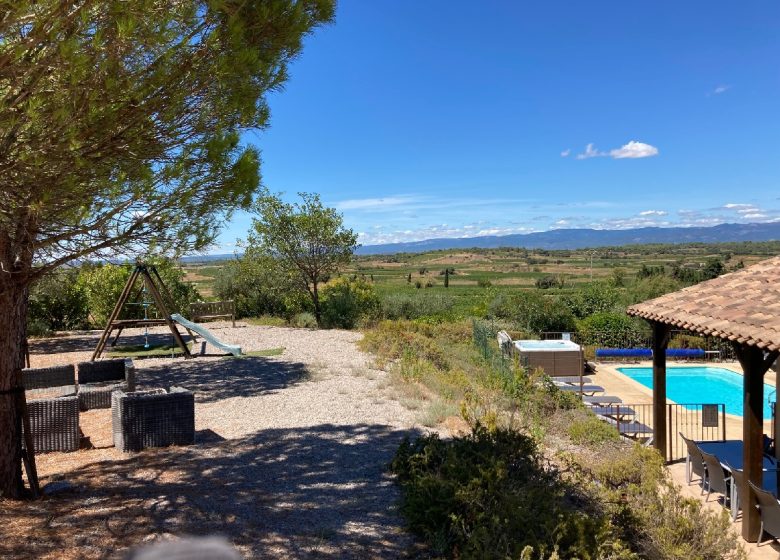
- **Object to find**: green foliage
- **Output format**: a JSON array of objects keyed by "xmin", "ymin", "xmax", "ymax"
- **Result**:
[
  {"xmin": 489, "ymin": 291, "xmax": 576, "ymax": 334},
  {"xmin": 627, "ymin": 275, "xmax": 682, "ymax": 304},
  {"xmin": 565, "ymin": 282, "xmax": 621, "ymax": 319},
  {"xmin": 391, "ymin": 426, "xmax": 634, "ymax": 559},
  {"xmin": 213, "ymin": 256, "xmax": 304, "ymax": 319},
  {"xmin": 567, "ymin": 413, "xmax": 620, "ymax": 446},
  {"xmin": 477, "ymin": 278, "xmax": 493, "ymax": 288},
  {"xmin": 76, "ymin": 260, "xmax": 199, "ymax": 327},
  {"xmin": 320, "ymin": 276, "xmax": 380, "ymax": 329},
  {"xmin": 28, "ymin": 269, "xmax": 89, "ymax": 335},
  {"xmin": 535, "ymin": 275, "xmax": 564, "ymax": 289},
  {"xmin": 380, "ymin": 293, "xmax": 455, "ymax": 321},
  {"xmin": 247, "ymin": 192, "xmax": 358, "ymax": 325},
  {"xmin": 576, "ymin": 312, "xmax": 649, "ymax": 348},
  {"xmin": 291, "ymin": 312, "xmax": 318, "ymax": 329}
]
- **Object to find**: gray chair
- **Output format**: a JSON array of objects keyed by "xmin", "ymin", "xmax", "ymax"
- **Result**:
[
  {"xmin": 25, "ymin": 395, "xmax": 80, "ymax": 452},
  {"xmin": 23, "ymin": 365, "xmax": 76, "ymax": 397},
  {"xmin": 726, "ymin": 463, "xmax": 744, "ymax": 521},
  {"xmin": 701, "ymin": 450, "xmax": 731, "ymax": 503},
  {"xmin": 749, "ymin": 481, "xmax": 780, "ymax": 545},
  {"xmin": 77, "ymin": 358, "xmax": 135, "ymax": 410},
  {"xmin": 680, "ymin": 433, "xmax": 707, "ymax": 489},
  {"xmin": 112, "ymin": 387, "xmax": 195, "ymax": 452}
]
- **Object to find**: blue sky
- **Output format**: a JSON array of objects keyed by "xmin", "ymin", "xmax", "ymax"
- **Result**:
[{"xmin": 214, "ymin": 1, "xmax": 780, "ymax": 252}]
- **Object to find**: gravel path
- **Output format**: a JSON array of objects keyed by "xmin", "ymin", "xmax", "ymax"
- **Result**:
[{"xmin": 16, "ymin": 323, "xmax": 430, "ymax": 559}]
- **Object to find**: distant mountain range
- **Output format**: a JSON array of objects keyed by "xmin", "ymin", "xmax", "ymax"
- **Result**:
[{"xmin": 354, "ymin": 222, "xmax": 780, "ymax": 255}]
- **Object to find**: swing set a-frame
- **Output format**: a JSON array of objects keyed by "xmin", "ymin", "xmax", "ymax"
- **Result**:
[{"xmin": 91, "ymin": 263, "xmax": 194, "ymax": 360}]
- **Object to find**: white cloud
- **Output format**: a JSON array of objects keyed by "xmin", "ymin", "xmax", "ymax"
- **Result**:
[
  {"xmin": 639, "ymin": 210, "xmax": 667, "ymax": 216},
  {"xmin": 575, "ymin": 140, "xmax": 658, "ymax": 160},
  {"xmin": 336, "ymin": 195, "xmax": 423, "ymax": 211},
  {"xmin": 576, "ymin": 143, "xmax": 605, "ymax": 160},
  {"xmin": 560, "ymin": 149, "xmax": 571, "ymax": 157},
  {"xmin": 609, "ymin": 140, "xmax": 659, "ymax": 159},
  {"xmin": 711, "ymin": 84, "xmax": 731, "ymax": 95}
]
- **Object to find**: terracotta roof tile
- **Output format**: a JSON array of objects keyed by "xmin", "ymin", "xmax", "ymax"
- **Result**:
[{"xmin": 627, "ymin": 255, "xmax": 780, "ymax": 350}]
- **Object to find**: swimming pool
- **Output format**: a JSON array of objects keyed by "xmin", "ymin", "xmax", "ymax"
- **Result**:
[{"xmin": 617, "ymin": 366, "xmax": 775, "ymax": 418}]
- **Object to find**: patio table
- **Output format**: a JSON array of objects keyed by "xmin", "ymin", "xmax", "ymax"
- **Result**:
[{"xmin": 694, "ymin": 439, "xmax": 779, "ymax": 520}]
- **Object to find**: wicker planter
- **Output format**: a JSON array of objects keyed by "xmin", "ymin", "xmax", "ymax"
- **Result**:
[
  {"xmin": 77, "ymin": 359, "xmax": 136, "ymax": 410},
  {"xmin": 112, "ymin": 387, "xmax": 195, "ymax": 452},
  {"xmin": 25, "ymin": 395, "xmax": 80, "ymax": 453}
]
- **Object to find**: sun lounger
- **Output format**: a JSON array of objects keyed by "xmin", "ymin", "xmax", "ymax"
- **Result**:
[
  {"xmin": 599, "ymin": 416, "xmax": 653, "ymax": 442},
  {"xmin": 582, "ymin": 395, "xmax": 622, "ymax": 405},
  {"xmin": 589, "ymin": 406, "xmax": 636, "ymax": 420},
  {"xmin": 555, "ymin": 383, "xmax": 604, "ymax": 395},
  {"xmin": 549, "ymin": 376, "xmax": 593, "ymax": 385}
]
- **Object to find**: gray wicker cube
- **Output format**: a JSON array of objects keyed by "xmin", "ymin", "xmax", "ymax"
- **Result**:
[
  {"xmin": 77, "ymin": 358, "xmax": 136, "ymax": 410},
  {"xmin": 112, "ymin": 387, "xmax": 195, "ymax": 452},
  {"xmin": 25, "ymin": 395, "xmax": 80, "ymax": 453},
  {"xmin": 23, "ymin": 365, "xmax": 77, "ymax": 399}
]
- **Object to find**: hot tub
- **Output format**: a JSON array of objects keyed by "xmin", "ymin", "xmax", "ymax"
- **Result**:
[{"xmin": 513, "ymin": 339, "xmax": 583, "ymax": 376}]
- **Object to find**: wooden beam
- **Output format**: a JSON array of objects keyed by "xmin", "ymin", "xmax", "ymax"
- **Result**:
[
  {"xmin": 140, "ymin": 266, "xmax": 192, "ymax": 359},
  {"xmin": 91, "ymin": 266, "xmax": 140, "ymax": 360},
  {"xmin": 734, "ymin": 344, "xmax": 779, "ymax": 542},
  {"xmin": 651, "ymin": 321, "xmax": 671, "ymax": 462}
]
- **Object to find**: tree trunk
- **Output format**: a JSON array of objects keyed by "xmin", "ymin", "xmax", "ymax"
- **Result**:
[
  {"xmin": 312, "ymin": 282, "xmax": 321, "ymax": 327},
  {"xmin": 0, "ymin": 279, "xmax": 30, "ymax": 499}
]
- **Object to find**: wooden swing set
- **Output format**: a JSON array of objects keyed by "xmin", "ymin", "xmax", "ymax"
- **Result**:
[{"xmin": 91, "ymin": 263, "xmax": 194, "ymax": 360}]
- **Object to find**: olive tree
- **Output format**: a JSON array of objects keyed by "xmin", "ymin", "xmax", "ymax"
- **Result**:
[
  {"xmin": 247, "ymin": 192, "xmax": 358, "ymax": 326},
  {"xmin": 0, "ymin": 0, "xmax": 334, "ymax": 498}
]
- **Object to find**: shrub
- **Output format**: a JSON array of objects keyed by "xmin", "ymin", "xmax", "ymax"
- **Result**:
[
  {"xmin": 477, "ymin": 278, "xmax": 492, "ymax": 288},
  {"xmin": 213, "ymin": 257, "xmax": 303, "ymax": 319},
  {"xmin": 567, "ymin": 412, "xmax": 620, "ymax": 446},
  {"xmin": 28, "ymin": 269, "xmax": 90, "ymax": 334},
  {"xmin": 291, "ymin": 312, "xmax": 317, "ymax": 328},
  {"xmin": 535, "ymin": 275, "xmax": 564, "ymax": 289},
  {"xmin": 576, "ymin": 312, "xmax": 649, "ymax": 348},
  {"xmin": 320, "ymin": 276, "xmax": 380, "ymax": 329},
  {"xmin": 76, "ymin": 259, "xmax": 199, "ymax": 327},
  {"xmin": 488, "ymin": 291, "xmax": 576, "ymax": 334},
  {"xmin": 390, "ymin": 426, "xmax": 634, "ymax": 559},
  {"xmin": 565, "ymin": 282, "xmax": 621, "ymax": 319},
  {"xmin": 380, "ymin": 293, "xmax": 454, "ymax": 321}
]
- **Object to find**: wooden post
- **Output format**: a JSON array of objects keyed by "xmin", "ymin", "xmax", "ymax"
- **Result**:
[
  {"xmin": 651, "ymin": 322, "xmax": 671, "ymax": 462},
  {"xmin": 140, "ymin": 267, "xmax": 192, "ymax": 359},
  {"xmin": 735, "ymin": 344, "xmax": 779, "ymax": 542}
]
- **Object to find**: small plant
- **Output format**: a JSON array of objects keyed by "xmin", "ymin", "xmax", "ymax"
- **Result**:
[
  {"xmin": 477, "ymin": 278, "xmax": 492, "ymax": 288},
  {"xmin": 567, "ymin": 412, "xmax": 620, "ymax": 446},
  {"xmin": 291, "ymin": 312, "xmax": 318, "ymax": 328}
]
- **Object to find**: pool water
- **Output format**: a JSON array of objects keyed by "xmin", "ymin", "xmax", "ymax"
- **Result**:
[{"xmin": 617, "ymin": 366, "xmax": 775, "ymax": 418}]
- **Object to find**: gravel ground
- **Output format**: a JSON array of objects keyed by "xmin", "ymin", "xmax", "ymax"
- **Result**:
[{"xmin": 8, "ymin": 323, "xmax": 432, "ymax": 559}]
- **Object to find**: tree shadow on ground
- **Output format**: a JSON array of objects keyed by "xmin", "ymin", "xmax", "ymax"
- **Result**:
[
  {"xmin": 30, "ymin": 332, "xmax": 192, "ymax": 356},
  {"xmin": 1, "ymin": 423, "xmax": 424, "ymax": 559},
  {"xmin": 137, "ymin": 356, "xmax": 310, "ymax": 403}
]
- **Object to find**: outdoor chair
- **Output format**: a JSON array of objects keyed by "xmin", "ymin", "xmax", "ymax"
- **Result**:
[
  {"xmin": 112, "ymin": 387, "xmax": 195, "ymax": 452},
  {"xmin": 25, "ymin": 395, "xmax": 80, "ymax": 453},
  {"xmin": 701, "ymin": 450, "xmax": 731, "ymax": 503},
  {"xmin": 680, "ymin": 432, "xmax": 707, "ymax": 488},
  {"xmin": 22, "ymin": 365, "xmax": 76, "ymax": 398},
  {"xmin": 496, "ymin": 330, "xmax": 513, "ymax": 357},
  {"xmin": 726, "ymin": 462, "xmax": 744, "ymax": 521},
  {"xmin": 749, "ymin": 481, "xmax": 780, "ymax": 545},
  {"xmin": 77, "ymin": 358, "xmax": 135, "ymax": 410}
]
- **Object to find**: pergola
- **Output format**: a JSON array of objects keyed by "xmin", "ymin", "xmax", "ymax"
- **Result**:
[{"xmin": 627, "ymin": 255, "xmax": 780, "ymax": 541}]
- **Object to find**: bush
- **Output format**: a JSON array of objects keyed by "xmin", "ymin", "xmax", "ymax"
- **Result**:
[
  {"xmin": 477, "ymin": 278, "xmax": 492, "ymax": 288},
  {"xmin": 567, "ymin": 412, "xmax": 620, "ymax": 446},
  {"xmin": 488, "ymin": 291, "xmax": 576, "ymax": 334},
  {"xmin": 320, "ymin": 276, "xmax": 380, "ymax": 329},
  {"xmin": 380, "ymin": 293, "xmax": 454, "ymax": 321},
  {"xmin": 391, "ymin": 426, "xmax": 634, "ymax": 559},
  {"xmin": 77, "ymin": 259, "xmax": 199, "ymax": 327},
  {"xmin": 291, "ymin": 312, "xmax": 317, "ymax": 328},
  {"xmin": 576, "ymin": 312, "xmax": 649, "ymax": 348},
  {"xmin": 213, "ymin": 257, "xmax": 304, "ymax": 319},
  {"xmin": 565, "ymin": 282, "xmax": 621, "ymax": 319},
  {"xmin": 28, "ymin": 269, "xmax": 89, "ymax": 334}
]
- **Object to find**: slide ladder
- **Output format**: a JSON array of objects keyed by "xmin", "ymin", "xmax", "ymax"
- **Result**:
[{"xmin": 171, "ymin": 313, "xmax": 242, "ymax": 357}]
